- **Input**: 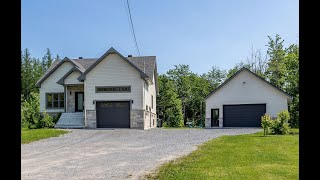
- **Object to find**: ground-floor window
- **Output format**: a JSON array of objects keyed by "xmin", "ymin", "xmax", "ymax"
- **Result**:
[{"xmin": 46, "ymin": 93, "xmax": 64, "ymax": 108}]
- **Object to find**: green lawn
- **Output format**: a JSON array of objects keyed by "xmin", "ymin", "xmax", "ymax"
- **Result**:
[
  {"xmin": 147, "ymin": 129, "xmax": 299, "ymax": 180},
  {"xmin": 21, "ymin": 128, "xmax": 69, "ymax": 144}
]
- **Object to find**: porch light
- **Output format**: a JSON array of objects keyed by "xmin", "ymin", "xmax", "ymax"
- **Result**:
[{"xmin": 70, "ymin": 91, "xmax": 72, "ymax": 95}]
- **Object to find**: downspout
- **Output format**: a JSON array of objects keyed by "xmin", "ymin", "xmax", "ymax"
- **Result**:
[
  {"xmin": 84, "ymin": 81, "xmax": 86, "ymax": 128},
  {"xmin": 64, "ymin": 85, "xmax": 67, "ymax": 112},
  {"xmin": 143, "ymin": 80, "xmax": 145, "ymax": 129}
]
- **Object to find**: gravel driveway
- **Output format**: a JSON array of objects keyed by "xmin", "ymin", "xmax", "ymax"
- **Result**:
[{"xmin": 22, "ymin": 128, "xmax": 261, "ymax": 180}]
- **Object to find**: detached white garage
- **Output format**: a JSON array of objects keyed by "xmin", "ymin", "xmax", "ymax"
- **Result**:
[{"xmin": 205, "ymin": 67, "xmax": 292, "ymax": 128}]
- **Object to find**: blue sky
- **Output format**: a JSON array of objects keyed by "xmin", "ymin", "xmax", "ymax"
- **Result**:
[{"xmin": 22, "ymin": 0, "xmax": 298, "ymax": 75}]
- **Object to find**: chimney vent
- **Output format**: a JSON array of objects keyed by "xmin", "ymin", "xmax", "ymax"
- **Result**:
[
  {"xmin": 128, "ymin": 55, "xmax": 132, "ymax": 57},
  {"xmin": 79, "ymin": 57, "xmax": 83, "ymax": 59}
]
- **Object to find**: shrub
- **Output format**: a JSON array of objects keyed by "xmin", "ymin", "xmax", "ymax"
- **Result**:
[
  {"xmin": 277, "ymin": 110, "xmax": 290, "ymax": 123},
  {"xmin": 178, "ymin": 119, "xmax": 184, "ymax": 127},
  {"xmin": 21, "ymin": 92, "xmax": 41, "ymax": 129},
  {"xmin": 162, "ymin": 121, "xmax": 169, "ymax": 127},
  {"xmin": 270, "ymin": 110, "xmax": 290, "ymax": 135},
  {"xmin": 261, "ymin": 113, "xmax": 272, "ymax": 136},
  {"xmin": 164, "ymin": 106, "xmax": 184, "ymax": 127},
  {"xmin": 21, "ymin": 92, "xmax": 56, "ymax": 129},
  {"xmin": 39, "ymin": 111, "xmax": 55, "ymax": 128}
]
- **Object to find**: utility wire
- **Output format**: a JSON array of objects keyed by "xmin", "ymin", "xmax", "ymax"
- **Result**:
[
  {"xmin": 122, "ymin": 0, "xmax": 136, "ymax": 53},
  {"xmin": 123, "ymin": 0, "xmax": 141, "ymax": 56}
]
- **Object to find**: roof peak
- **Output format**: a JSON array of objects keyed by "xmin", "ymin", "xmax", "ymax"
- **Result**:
[{"xmin": 205, "ymin": 66, "xmax": 292, "ymax": 101}]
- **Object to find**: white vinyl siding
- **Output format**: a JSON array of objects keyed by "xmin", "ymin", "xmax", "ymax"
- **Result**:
[
  {"xmin": 39, "ymin": 62, "xmax": 74, "ymax": 112},
  {"xmin": 143, "ymin": 72, "xmax": 157, "ymax": 129},
  {"xmin": 144, "ymin": 73, "xmax": 157, "ymax": 114},
  {"xmin": 84, "ymin": 54, "xmax": 144, "ymax": 110},
  {"xmin": 205, "ymin": 70, "xmax": 290, "ymax": 127},
  {"xmin": 64, "ymin": 71, "xmax": 83, "ymax": 85}
]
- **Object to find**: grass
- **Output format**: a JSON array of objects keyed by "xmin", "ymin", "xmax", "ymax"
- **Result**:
[
  {"xmin": 21, "ymin": 128, "xmax": 70, "ymax": 144},
  {"xmin": 147, "ymin": 129, "xmax": 299, "ymax": 180}
]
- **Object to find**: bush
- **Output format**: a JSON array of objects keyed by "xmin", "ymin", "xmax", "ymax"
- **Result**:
[
  {"xmin": 270, "ymin": 110, "xmax": 290, "ymax": 135},
  {"xmin": 21, "ymin": 92, "xmax": 42, "ymax": 129},
  {"xmin": 162, "ymin": 121, "xmax": 169, "ymax": 127},
  {"xmin": 261, "ymin": 113, "xmax": 272, "ymax": 136},
  {"xmin": 40, "ymin": 111, "xmax": 55, "ymax": 128},
  {"xmin": 164, "ymin": 107, "xmax": 184, "ymax": 127},
  {"xmin": 278, "ymin": 110, "xmax": 290, "ymax": 123},
  {"xmin": 21, "ymin": 92, "xmax": 56, "ymax": 129}
]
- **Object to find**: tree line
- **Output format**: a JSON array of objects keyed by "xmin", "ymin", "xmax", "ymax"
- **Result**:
[
  {"xmin": 157, "ymin": 34, "xmax": 299, "ymax": 128},
  {"xmin": 21, "ymin": 48, "xmax": 60, "ymax": 101}
]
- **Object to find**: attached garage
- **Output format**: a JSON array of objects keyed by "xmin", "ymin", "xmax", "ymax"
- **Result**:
[
  {"xmin": 205, "ymin": 67, "xmax": 292, "ymax": 128},
  {"xmin": 223, "ymin": 104, "xmax": 266, "ymax": 127},
  {"xmin": 96, "ymin": 101, "xmax": 130, "ymax": 128}
]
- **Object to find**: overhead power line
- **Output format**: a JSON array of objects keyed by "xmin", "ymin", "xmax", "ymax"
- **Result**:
[{"xmin": 122, "ymin": 0, "xmax": 141, "ymax": 56}]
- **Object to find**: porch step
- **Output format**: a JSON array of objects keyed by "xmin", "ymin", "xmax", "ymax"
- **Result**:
[
  {"xmin": 54, "ymin": 125, "xmax": 85, "ymax": 129},
  {"xmin": 55, "ymin": 112, "xmax": 85, "ymax": 129}
]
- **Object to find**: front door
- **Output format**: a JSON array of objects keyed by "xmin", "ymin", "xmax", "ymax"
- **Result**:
[
  {"xmin": 75, "ymin": 92, "xmax": 84, "ymax": 112},
  {"xmin": 211, "ymin": 109, "xmax": 219, "ymax": 127}
]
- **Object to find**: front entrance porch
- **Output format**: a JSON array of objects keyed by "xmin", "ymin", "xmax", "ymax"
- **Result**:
[
  {"xmin": 66, "ymin": 85, "xmax": 84, "ymax": 113},
  {"xmin": 55, "ymin": 85, "xmax": 85, "ymax": 129}
]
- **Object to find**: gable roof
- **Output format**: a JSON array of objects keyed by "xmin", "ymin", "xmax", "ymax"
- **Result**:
[
  {"xmin": 56, "ymin": 66, "xmax": 82, "ymax": 85},
  {"xmin": 205, "ymin": 67, "xmax": 292, "ymax": 102},
  {"xmin": 35, "ymin": 47, "xmax": 158, "ymax": 89},
  {"xmin": 127, "ymin": 56, "xmax": 156, "ymax": 81},
  {"xmin": 72, "ymin": 58, "xmax": 97, "ymax": 69},
  {"xmin": 35, "ymin": 57, "xmax": 84, "ymax": 87},
  {"xmin": 77, "ymin": 47, "xmax": 153, "ymax": 83}
]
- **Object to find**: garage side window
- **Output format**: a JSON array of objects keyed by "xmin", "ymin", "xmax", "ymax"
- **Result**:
[{"xmin": 46, "ymin": 93, "xmax": 64, "ymax": 109}]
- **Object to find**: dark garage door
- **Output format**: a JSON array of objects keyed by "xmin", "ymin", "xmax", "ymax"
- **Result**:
[
  {"xmin": 96, "ymin": 101, "xmax": 130, "ymax": 128},
  {"xmin": 223, "ymin": 104, "xmax": 266, "ymax": 127}
]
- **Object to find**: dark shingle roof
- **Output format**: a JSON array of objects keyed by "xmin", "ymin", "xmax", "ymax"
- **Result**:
[
  {"xmin": 72, "ymin": 57, "xmax": 156, "ymax": 80},
  {"xmin": 127, "ymin": 56, "xmax": 156, "ymax": 80},
  {"xmin": 72, "ymin": 58, "xmax": 98, "ymax": 70},
  {"xmin": 37, "ymin": 55, "xmax": 156, "ymax": 86}
]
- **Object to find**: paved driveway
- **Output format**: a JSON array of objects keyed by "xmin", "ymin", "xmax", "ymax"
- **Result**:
[{"xmin": 22, "ymin": 128, "xmax": 261, "ymax": 180}]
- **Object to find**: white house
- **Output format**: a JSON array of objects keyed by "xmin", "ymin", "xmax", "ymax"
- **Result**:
[
  {"xmin": 205, "ymin": 67, "xmax": 292, "ymax": 128},
  {"xmin": 36, "ymin": 47, "xmax": 158, "ymax": 130}
]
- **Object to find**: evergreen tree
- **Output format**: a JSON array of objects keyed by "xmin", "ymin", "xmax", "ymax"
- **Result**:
[
  {"xmin": 21, "ymin": 49, "xmax": 33, "ymax": 100},
  {"xmin": 42, "ymin": 48, "xmax": 54, "ymax": 72}
]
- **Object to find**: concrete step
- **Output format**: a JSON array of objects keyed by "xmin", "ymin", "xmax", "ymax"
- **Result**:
[
  {"xmin": 55, "ymin": 112, "xmax": 85, "ymax": 129},
  {"xmin": 55, "ymin": 125, "xmax": 84, "ymax": 129}
]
